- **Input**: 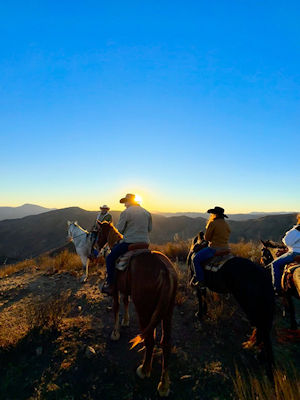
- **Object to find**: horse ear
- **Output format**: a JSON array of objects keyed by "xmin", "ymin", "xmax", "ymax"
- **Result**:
[
  {"xmin": 260, "ymin": 239, "xmax": 265, "ymax": 245},
  {"xmin": 67, "ymin": 221, "xmax": 71, "ymax": 226}
]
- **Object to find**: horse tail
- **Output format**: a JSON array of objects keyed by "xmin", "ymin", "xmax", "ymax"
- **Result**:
[{"xmin": 130, "ymin": 253, "xmax": 177, "ymax": 348}]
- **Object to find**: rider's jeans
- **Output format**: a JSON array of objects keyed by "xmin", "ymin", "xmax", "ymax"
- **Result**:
[
  {"xmin": 272, "ymin": 251, "xmax": 300, "ymax": 291},
  {"xmin": 193, "ymin": 247, "xmax": 216, "ymax": 283},
  {"xmin": 105, "ymin": 242, "xmax": 131, "ymax": 284}
]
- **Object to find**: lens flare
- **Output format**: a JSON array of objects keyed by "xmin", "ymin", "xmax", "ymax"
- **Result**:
[{"xmin": 134, "ymin": 194, "xmax": 142, "ymax": 204}]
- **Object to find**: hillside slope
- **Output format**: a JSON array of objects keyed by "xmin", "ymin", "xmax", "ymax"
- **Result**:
[
  {"xmin": 0, "ymin": 207, "xmax": 296, "ymax": 262},
  {"xmin": 0, "ymin": 204, "xmax": 55, "ymax": 221}
]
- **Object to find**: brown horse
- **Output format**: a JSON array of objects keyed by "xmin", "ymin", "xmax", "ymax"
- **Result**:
[{"xmin": 97, "ymin": 221, "xmax": 178, "ymax": 397}]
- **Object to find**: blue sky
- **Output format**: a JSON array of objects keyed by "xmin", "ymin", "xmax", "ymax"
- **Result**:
[{"xmin": 1, "ymin": 1, "xmax": 299, "ymax": 212}]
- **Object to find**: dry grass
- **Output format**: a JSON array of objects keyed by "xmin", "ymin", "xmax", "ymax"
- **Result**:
[
  {"xmin": 151, "ymin": 240, "xmax": 190, "ymax": 261},
  {"xmin": 0, "ymin": 250, "xmax": 106, "ymax": 279},
  {"xmin": 26, "ymin": 290, "xmax": 72, "ymax": 332},
  {"xmin": 0, "ymin": 259, "xmax": 34, "ymax": 278},
  {"xmin": 233, "ymin": 366, "xmax": 300, "ymax": 400},
  {"xmin": 230, "ymin": 241, "xmax": 261, "ymax": 262},
  {"xmin": 173, "ymin": 261, "xmax": 190, "ymax": 306}
]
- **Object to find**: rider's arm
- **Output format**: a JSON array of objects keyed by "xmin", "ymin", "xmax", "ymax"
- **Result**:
[
  {"xmin": 117, "ymin": 210, "xmax": 127, "ymax": 234},
  {"xmin": 282, "ymin": 228, "xmax": 300, "ymax": 248},
  {"xmin": 148, "ymin": 213, "xmax": 152, "ymax": 233},
  {"xmin": 204, "ymin": 221, "xmax": 215, "ymax": 242}
]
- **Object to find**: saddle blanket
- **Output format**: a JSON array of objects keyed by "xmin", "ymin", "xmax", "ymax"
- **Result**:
[
  {"xmin": 116, "ymin": 249, "xmax": 151, "ymax": 271},
  {"xmin": 203, "ymin": 254, "xmax": 234, "ymax": 272}
]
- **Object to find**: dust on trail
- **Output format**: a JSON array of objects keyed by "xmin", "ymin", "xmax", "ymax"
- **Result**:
[{"xmin": 0, "ymin": 265, "xmax": 299, "ymax": 400}]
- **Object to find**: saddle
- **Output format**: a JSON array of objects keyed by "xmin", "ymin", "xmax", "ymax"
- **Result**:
[
  {"xmin": 203, "ymin": 251, "xmax": 233, "ymax": 273},
  {"xmin": 115, "ymin": 243, "xmax": 150, "ymax": 271},
  {"xmin": 281, "ymin": 263, "xmax": 300, "ymax": 297}
]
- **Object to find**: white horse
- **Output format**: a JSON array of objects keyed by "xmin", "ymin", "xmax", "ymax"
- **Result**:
[{"xmin": 67, "ymin": 221, "xmax": 93, "ymax": 283}]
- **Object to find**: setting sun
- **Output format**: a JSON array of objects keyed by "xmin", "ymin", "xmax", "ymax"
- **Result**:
[{"xmin": 134, "ymin": 194, "xmax": 142, "ymax": 204}]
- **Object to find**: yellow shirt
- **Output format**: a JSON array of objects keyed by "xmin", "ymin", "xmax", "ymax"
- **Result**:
[{"xmin": 204, "ymin": 218, "xmax": 231, "ymax": 249}]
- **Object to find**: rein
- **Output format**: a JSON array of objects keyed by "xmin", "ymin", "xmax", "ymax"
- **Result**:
[
  {"xmin": 69, "ymin": 224, "xmax": 90, "ymax": 240},
  {"xmin": 71, "ymin": 232, "xmax": 89, "ymax": 240}
]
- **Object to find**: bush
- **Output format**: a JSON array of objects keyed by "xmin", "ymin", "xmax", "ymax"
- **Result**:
[{"xmin": 26, "ymin": 290, "xmax": 71, "ymax": 332}]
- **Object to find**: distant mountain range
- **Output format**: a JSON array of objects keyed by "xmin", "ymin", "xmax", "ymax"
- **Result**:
[
  {"xmin": 0, "ymin": 204, "xmax": 56, "ymax": 221},
  {"xmin": 156, "ymin": 211, "xmax": 295, "ymax": 221},
  {"xmin": 0, "ymin": 207, "xmax": 297, "ymax": 264}
]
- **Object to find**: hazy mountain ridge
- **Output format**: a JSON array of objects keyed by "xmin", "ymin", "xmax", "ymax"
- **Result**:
[
  {"xmin": 0, "ymin": 204, "xmax": 56, "ymax": 221},
  {"xmin": 0, "ymin": 207, "xmax": 297, "ymax": 263},
  {"xmin": 156, "ymin": 211, "xmax": 296, "ymax": 221}
]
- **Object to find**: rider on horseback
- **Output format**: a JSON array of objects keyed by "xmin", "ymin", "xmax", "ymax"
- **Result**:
[
  {"xmin": 91, "ymin": 205, "xmax": 112, "ymax": 257},
  {"xmin": 193, "ymin": 206, "xmax": 231, "ymax": 287},
  {"xmin": 101, "ymin": 193, "xmax": 152, "ymax": 295},
  {"xmin": 272, "ymin": 214, "xmax": 300, "ymax": 294}
]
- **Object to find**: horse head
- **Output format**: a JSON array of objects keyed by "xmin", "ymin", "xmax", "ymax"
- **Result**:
[{"xmin": 67, "ymin": 221, "xmax": 79, "ymax": 240}]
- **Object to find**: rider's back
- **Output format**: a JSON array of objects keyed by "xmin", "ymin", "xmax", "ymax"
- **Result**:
[
  {"xmin": 205, "ymin": 218, "xmax": 231, "ymax": 249},
  {"xmin": 117, "ymin": 205, "xmax": 152, "ymax": 244}
]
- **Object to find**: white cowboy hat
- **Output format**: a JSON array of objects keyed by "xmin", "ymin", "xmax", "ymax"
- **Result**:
[{"xmin": 100, "ymin": 204, "xmax": 110, "ymax": 210}]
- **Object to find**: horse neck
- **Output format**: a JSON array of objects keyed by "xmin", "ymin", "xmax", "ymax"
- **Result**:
[{"xmin": 107, "ymin": 227, "xmax": 122, "ymax": 248}]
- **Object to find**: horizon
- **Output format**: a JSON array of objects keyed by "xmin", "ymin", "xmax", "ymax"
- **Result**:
[
  {"xmin": 0, "ymin": 202, "xmax": 297, "ymax": 215},
  {"xmin": 1, "ymin": 2, "xmax": 299, "ymax": 211}
]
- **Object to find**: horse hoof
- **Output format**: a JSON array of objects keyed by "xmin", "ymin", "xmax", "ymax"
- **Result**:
[
  {"xmin": 110, "ymin": 330, "xmax": 120, "ymax": 341},
  {"xmin": 121, "ymin": 319, "xmax": 129, "ymax": 327},
  {"xmin": 136, "ymin": 365, "xmax": 150, "ymax": 379},
  {"xmin": 80, "ymin": 275, "xmax": 87, "ymax": 283},
  {"xmin": 157, "ymin": 382, "xmax": 170, "ymax": 397}
]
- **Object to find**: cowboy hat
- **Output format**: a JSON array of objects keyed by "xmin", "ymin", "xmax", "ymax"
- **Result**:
[
  {"xmin": 100, "ymin": 204, "xmax": 110, "ymax": 210},
  {"xmin": 207, "ymin": 206, "xmax": 228, "ymax": 218},
  {"xmin": 119, "ymin": 193, "xmax": 137, "ymax": 204}
]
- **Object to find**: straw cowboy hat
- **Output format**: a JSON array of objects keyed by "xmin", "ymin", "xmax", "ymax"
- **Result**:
[
  {"xmin": 100, "ymin": 204, "xmax": 110, "ymax": 210},
  {"xmin": 119, "ymin": 193, "xmax": 138, "ymax": 204},
  {"xmin": 207, "ymin": 206, "xmax": 228, "ymax": 218}
]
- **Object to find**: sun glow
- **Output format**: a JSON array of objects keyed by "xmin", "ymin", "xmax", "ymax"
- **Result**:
[{"xmin": 134, "ymin": 194, "xmax": 142, "ymax": 204}]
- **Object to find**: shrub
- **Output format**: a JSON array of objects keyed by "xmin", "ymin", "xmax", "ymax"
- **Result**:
[
  {"xmin": 26, "ymin": 290, "xmax": 72, "ymax": 332},
  {"xmin": 233, "ymin": 365, "xmax": 300, "ymax": 400}
]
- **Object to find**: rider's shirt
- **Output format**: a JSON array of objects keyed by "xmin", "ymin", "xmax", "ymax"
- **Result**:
[
  {"xmin": 117, "ymin": 205, "xmax": 152, "ymax": 244},
  {"xmin": 204, "ymin": 218, "xmax": 231, "ymax": 249},
  {"xmin": 96, "ymin": 212, "xmax": 112, "ymax": 223},
  {"xmin": 282, "ymin": 225, "xmax": 300, "ymax": 253}
]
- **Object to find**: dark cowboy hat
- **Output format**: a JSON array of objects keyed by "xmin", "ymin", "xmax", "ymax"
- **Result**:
[
  {"xmin": 119, "ymin": 193, "xmax": 137, "ymax": 204},
  {"xmin": 207, "ymin": 206, "xmax": 228, "ymax": 218}
]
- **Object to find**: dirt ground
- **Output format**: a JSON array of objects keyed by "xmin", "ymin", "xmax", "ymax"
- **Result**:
[{"xmin": 0, "ymin": 264, "xmax": 299, "ymax": 400}]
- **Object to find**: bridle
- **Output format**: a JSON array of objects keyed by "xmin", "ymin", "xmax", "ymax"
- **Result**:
[{"xmin": 68, "ymin": 223, "xmax": 90, "ymax": 240}]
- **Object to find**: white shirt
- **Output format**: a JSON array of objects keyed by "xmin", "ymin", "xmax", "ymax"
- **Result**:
[
  {"xmin": 117, "ymin": 205, "xmax": 152, "ymax": 243},
  {"xmin": 282, "ymin": 225, "xmax": 300, "ymax": 253}
]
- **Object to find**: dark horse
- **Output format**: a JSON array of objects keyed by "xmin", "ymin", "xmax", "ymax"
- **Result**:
[
  {"xmin": 261, "ymin": 239, "xmax": 300, "ymax": 330},
  {"xmin": 97, "ymin": 221, "xmax": 178, "ymax": 397},
  {"xmin": 187, "ymin": 235, "xmax": 275, "ymax": 376}
]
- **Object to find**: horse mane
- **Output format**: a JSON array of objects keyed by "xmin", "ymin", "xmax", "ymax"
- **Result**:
[
  {"xmin": 73, "ymin": 222, "xmax": 89, "ymax": 234},
  {"xmin": 101, "ymin": 221, "xmax": 123, "ymax": 248}
]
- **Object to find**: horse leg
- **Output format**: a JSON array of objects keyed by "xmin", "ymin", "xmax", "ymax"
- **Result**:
[
  {"xmin": 157, "ymin": 316, "xmax": 172, "ymax": 397},
  {"xmin": 136, "ymin": 330, "xmax": 155, "ymax": 379},
  {"xmin": 111, "ymin": 292, "xmax": 120, "ymax": 341},
  {"xmin": 121, "ymin": 295, "xmax": 130, "ymax": 327},
  {"xmin": 195, "ymin": 287, "xmax": 207, "ymax": 320},
  {"xmin": 80, "ymin": 255, "xmax": 89, "ymax": 283},
  {"xmin": 286, "ymin": 294, "xmax": 297, "ymax": 330},
  {"xmin": 256, "ymin": 327, "xmax": 274, "ymax": 381}
]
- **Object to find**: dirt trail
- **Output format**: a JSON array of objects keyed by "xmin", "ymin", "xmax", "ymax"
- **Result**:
[{"xmin": 0, "ymin": 265, "xmax": 299, "ymax": 400}]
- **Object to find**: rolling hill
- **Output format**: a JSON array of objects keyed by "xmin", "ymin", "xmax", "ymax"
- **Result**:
[
  {"xmin": 0, "ymin": 204, "xmax": 56, "ymax": 221},
  {"xmin": 0, "ymin": 207, "xmax": 297, "ymax": 263}
]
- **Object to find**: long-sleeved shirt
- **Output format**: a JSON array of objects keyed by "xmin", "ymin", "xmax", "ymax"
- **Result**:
[
  {"xmin": 96, "ymin": 212, "xmax": 112, "ymax": 223},
  {"xmin": 282, "ymin": 225, "xmax": 300, "ymax": 252},
  {"xmin": 117, "ymin": 205, "xmax": 152, "ymax": 243},
  {"xmin": 204, "ymin": 217, "xmax": 231, "ymax": 249}
]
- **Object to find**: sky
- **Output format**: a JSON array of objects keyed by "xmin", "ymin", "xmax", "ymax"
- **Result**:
[{"xmin": 1, "ymin": 1, "xmax": 299, "ymax": 213}]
